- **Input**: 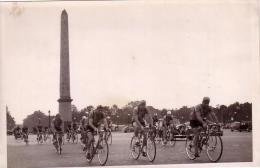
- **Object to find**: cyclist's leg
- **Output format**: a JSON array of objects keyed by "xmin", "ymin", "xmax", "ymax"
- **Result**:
[
  {"xmin": 86, "ymin": 129, "xmax": 94, "ymax": 149},
  {"xmin": 190, "ymin": 120, "xmax": 202, "ymax": 157},
  {"xmin": 134, "ymin": 125, "xmax": 140, "ymax": 138},
  {"xmin": 193, "ymin": 128, "xmax": 201, "ymax": 155}
]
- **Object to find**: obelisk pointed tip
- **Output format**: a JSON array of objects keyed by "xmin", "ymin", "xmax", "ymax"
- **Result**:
[{"xmin": 61, "ymin": 9, "xmax": 68, "ymax": 16}]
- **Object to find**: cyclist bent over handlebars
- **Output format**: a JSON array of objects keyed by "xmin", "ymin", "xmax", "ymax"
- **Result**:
[{"xmin": 85, "ymin": 106, "xmax": 109, "ymax": 160}]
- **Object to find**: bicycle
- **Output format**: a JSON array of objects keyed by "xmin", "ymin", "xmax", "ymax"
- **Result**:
[
  {"xmin": 53, "ymin": 131, "xmax": 63, "ymax": 155},
  {"xmin": 162, "ymin": 126, "xmax": 176, "ymax": 146},
  {"xmin": 85, "ymin": 130, "xmax": 109, "ymax": 166},
  {"xmin": 185, "ymin": 123, "xmax": 223, "ymax": 162},
  {"xmin": 130, "ymin": 126, "xmax": 156, "ymax": 162},
  {"xmin": 71, "ymin": 130, "xmax": 78, "ymax": 144}
]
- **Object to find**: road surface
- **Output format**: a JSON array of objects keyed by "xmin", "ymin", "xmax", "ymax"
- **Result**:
[{"xmin": 7, "ymin": 130, "xmax": 252, "ymax": 168}]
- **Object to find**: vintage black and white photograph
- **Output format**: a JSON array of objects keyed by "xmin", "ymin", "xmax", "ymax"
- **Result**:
[{"xmin": 0, "ymin": 1, "xmax": 259, "ymax": 168}]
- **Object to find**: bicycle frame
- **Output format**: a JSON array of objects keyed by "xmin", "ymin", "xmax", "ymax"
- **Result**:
[{"xmin": 195, "ymin": 124, "xmax": 222, "ymax": 152}]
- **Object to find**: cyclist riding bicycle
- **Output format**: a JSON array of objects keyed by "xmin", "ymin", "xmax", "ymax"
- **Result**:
[
  {"xmin": 133, "ymin": 100, "xmax": 153, "ymax": 157},
  {"xmin": 85, "ymin": 106, "xmax": 109, "ymax": 160},
  {"xmin": 80, "ymin": 115, "xmax": 88, "ymax": 146},
  {"xmin": 22, "ymin": 126, "xmax": 29, "ymax": 136},
  {"xmin": 189, "ymin": 97, "xmax": 219, "ymax": 157},
  {"xmin": 72, "ymin": 118, "xmax": 78, "ymax": 132},
  {"xmin": 51, "ymin": 114, "xmax": 64, "ymax": 145},
  {"xmin": 36, "ymin": 118, "xmax": 43, "ymax": 141},
  {"xmin": 162, "ymin": 111, "xmax": 175, "ymax": 144},
  {"xmin": 152, "ymin": 113, "xmax": 159, "ymax": 127}
]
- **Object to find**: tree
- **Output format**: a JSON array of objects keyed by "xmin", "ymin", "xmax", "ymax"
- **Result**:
[
  {"xmin": 6, "ymin": 111, "xmax": 16, "ymax": 130},
  {"xmin": 23, "ymin": 110, "xmax": 49, "ymax": 130}
]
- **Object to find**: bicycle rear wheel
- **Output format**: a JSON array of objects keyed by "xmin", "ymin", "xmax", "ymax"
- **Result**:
[
  {"xmin": 206, "ymin": 136, "xmax": 223, "ymax": 162},
  {"xmin": 185, "ymin": 135, "xmax": 196, "ymax": 160},
  {"xmin": 97, "ymin": 139, "xmax": 109, "ymax": 166},
  {"xmin": 146, "ymin": 138, "xmax": 156, "ymax": 162},
  {"xmin": 130, "ymin": 136, "xmax": 141, "ymax": 160}
]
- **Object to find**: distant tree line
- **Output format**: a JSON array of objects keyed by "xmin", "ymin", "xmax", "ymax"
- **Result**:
[
  {"xmin": 6, "ymin": 110, "xmax": 16, "ymax": 130},
  {"xmin": 20, "ymin": 101, "xmax": 251, "ymax": 129}
]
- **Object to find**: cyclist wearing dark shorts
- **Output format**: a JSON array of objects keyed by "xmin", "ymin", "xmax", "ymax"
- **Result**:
[
  {"xmin": 51, "ymin": 114, "xmax": 64, "ymax": 144},
  {"xmin": 133, "ymin": 100, "xmax": 153, "ymax": 156},
  {"xmin": 162, "ymin": 111, "xmax": 174, "ymax": 144},
  {"xmin": 189, "ymin": 97, "xmax": 219, "ymax": 157},
  {"xmin": 85, "ymin": 106, "xmax": 109, "ymax": 159}
]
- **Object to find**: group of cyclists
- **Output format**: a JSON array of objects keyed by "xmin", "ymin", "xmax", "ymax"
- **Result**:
[
  {"xmin": 13, "ymin": 96, "xmax": 221, "ymax": 164},
  {"xmin": 131, "ymin": 97, "xmax": 220, "ymax": 159}
]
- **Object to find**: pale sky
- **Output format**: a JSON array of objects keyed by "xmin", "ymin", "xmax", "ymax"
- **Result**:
[{"xmin": 0, "ymin": 1, "xmax": 258, "ymax": 124}]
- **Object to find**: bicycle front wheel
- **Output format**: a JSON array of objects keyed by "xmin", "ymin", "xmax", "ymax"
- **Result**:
[
  {"xmin": 206, "ymin": 136, "xmax": 223, "ymax": 162},
  {"xmin": 185, "ymin": 135, "xmax": 196, "ymax": 160},
  {"xmin": 97, "ymin": 139, "xmax": 109, "ymax": 166},
  {"xmin": 130, "ymin": 136, "xmax": 141, "ymax": 160},
  {"xmin": 146, "ymin": 138, "xmax": 156, "ymax": 162},
  {"xmin": 86, "ymin": 142, "xmax": 94, "ymax": 163}
]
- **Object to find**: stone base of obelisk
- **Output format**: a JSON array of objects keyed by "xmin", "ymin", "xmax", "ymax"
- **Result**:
[{"xmin": 58, "ymin": 97, "xmax": 72, "ymax": 132}]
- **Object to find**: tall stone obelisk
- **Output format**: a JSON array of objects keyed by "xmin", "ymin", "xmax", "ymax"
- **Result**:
[{"xmin": 58, "ymin": 9, "xmax": 72, "ymax": 129}]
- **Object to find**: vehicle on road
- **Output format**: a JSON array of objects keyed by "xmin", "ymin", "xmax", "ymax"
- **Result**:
[
  {"xmin": 111, "ymin": 124, "xmax": 119, "ymax": 132},
  {"xmin": 122, "ymin": 125, "xmax": 134, "ymax": 133},
  {"xmin": 7, "ymin": 130, "xmax": 13, "ymax": 136},
  {"xmin": 230, "ymin": 121, "xmax": 252, "ymax": 132}
]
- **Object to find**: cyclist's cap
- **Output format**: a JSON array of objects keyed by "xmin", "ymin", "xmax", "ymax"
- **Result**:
[
  {"xmin": 202, "ymin": 97, "xmax": 210, "ymax": 103},
  {"xmin": 167, "ymin": 111, "xmax": 171, "ymax": 115}
]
